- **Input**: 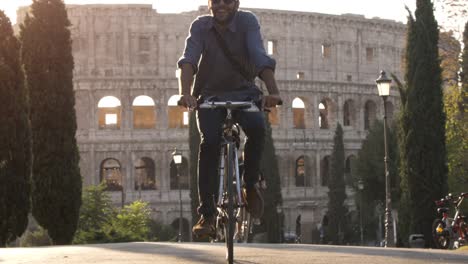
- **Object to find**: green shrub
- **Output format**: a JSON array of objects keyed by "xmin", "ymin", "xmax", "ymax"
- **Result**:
[
  {"xmin": 106, "ymin": 200, "xmax": 152, "ymax": 242},
  {"xmin": 73, "ymin": 185, "xmax": 158, "ymax": 244},
  {"xmin": 73, "ymin": 184, "xmax": 115, "ymax": 244}
]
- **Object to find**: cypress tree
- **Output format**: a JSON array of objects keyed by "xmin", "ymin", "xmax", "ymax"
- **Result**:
[
  {"xmin": 0, "ymin": 10, "xmax": 31, "ymax": 247},
  {"xmin": 327, "ymin": 123, "xmax": 347, "ymax": 245},
  {"xmin": 20, "ymin": 0, "xmax": 82, "ymax": 245},
  {"xmin": 398, "ymin": 0, "xmax": 447, "ymax": 247},
  {"xmin": 260, "ymin": 112, "xmax": 283, "ymax": 243}
]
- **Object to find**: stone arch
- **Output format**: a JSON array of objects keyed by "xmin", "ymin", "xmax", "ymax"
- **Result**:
[
  {"xmin": 134, "ymin": 157, "xmax": 157, "ymax": 191},
  {"xmin": 292, "ymin": 97, "xmax": 306, "ymax": 129},
  {"xmin": 168, "ymin": 95, "xmax": 188, "ymax": 128},
  {"xmin": 98, "ymin": 96, "xmax": 121, "ymax": 129},
  {"xmin": 295, "ymin": 156, "xmax": 305, "ymax": 187},
  {"xmin": 170, "ymin": 217, "xmax": 190, "ymax": 242},
  {"xmin": 320, "ymin": 155, "xmax": 331, "ymax": 186},
  {"xmin": 364, "ymin": 100, "xmax": 377, "ymax": 130},
  {"xmin": 170, "ymin": 156, "xmax": 189, "ymax": 190},
  {"xmin": 132, "ymin": 95, "xmax": 155, "ymax": 129},
  {"xmin": 100, "ymin": 158, "xmax": 123, "ymax": 191},
  {"xmin": 343, "ymin": 99, "xmax": 356, "ymax": 127},
  {"xmin": 268, "ymin": 106, "xmax": 280, "ymax": 126},
  {"xmin": 318, "ymin": 98, "xmax": 335, "ymax": 129}
]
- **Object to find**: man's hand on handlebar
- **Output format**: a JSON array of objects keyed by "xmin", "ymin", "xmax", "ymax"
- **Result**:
[
  {"xmin": 263, "ymin": 94, "xmax": 283, "ymax": 108},
  {"xmin": 178, "ymin": 94, "xmax": 197, "ymax": 110}
]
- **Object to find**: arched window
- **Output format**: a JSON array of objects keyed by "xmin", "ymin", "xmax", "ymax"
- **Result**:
[
  {"xmin": 168, "ymin": 95, "xmax": 188, "ymax": 128},
  {"xmin": 134, "ymin": 157, "xmax": 156, "ymax": 190},
  {"xmin": 133, "ymin": 95, "xmax": 155, "ymax": 129},
  {"xmin": 292, "ymin": 97, "xmax": 305, "ymax": 129},
  {"xmin": 100, "ymin": 158, "xmax": 123, "ymax": 191},
  {"xmin": 268, "ymin": 107, "xmax": 279, "ymax": 126},
  {"xmin": 364, "ymin": 100, "xmax": 377, "ymax": 130},
  {"xmin": 345, "ymin": 155, "xmax": 356, "ymax": 186},
  {"xmin": 319, "ymin": 102, "xmax": 328, "ymax": 129},
  {"xmin": 319, "ymin": 98, "xmax": 336, "ymax": 129},
  {"xmin": 98, "ymin": 96, "xmax": 121, "ymax": 129},
  {"xmin": 320, "ymin": 155, "xmax": 330, "ymax": 186},
  {"xmin": 385, "ymin": 101, "xmax": 394, "ymax": 124},
  {"xmin": 343, "ymin": 99, "xmax": 356, "ymax": 127},
  {"xmin": 296, "ymin": 156, "xmax": 305, "ymax": 187},
  {"xmin": 170, "ymin": 157, "xmax": 189, "ymax": 189}
]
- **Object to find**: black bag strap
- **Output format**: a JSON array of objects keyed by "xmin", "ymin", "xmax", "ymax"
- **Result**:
[{"xmin": 212, "ymin": 28, "xmax": 253, "ymax": 81}]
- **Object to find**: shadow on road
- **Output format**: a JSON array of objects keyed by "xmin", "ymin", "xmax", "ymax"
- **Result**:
[
  {"xmin": 257, "ymin": 243, "xmax": 468, "ymax": 263},
  {"xmin": 75, "ymin": 242, "xmax": 468, "ymax": 264},
  {"xmin": 80, "ymin": 242, "xmax": 227, "ymax": 264}
]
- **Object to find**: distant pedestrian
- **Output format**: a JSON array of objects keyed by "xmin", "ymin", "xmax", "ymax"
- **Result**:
[
  {"xmin": 320, "ymin": 213, "xmax": 328, "ymax": 244},
  {"xmin": 295, "ymin": 214, "xmax": 301, "ymax": 243}
]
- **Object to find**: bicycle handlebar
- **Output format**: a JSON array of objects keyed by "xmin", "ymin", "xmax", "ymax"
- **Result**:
[
  {"xmin": 177, "ymin": 95, "xmax": 283, "ymax": 109},
  {"xmin": 198, "ymin": 100, "xmax": 260, "ymax": 111},
  {"xmin": 435, "ymin": 192, "xmax": 468, "ymax": 207}
]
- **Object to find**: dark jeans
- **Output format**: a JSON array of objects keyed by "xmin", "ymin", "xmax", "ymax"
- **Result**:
[{"xmin": 196, "ymin": 108, "xmax": 265, "ymax": 217}]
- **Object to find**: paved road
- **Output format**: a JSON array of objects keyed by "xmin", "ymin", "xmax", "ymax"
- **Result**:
[{"xmin": 1, "ymin": 242, "xmax": 467, "ymax": 264}]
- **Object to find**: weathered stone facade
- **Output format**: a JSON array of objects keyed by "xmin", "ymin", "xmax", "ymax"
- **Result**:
[{"xmin": 18, "ymin": 4, "xmax": 406, "ymax": 243}]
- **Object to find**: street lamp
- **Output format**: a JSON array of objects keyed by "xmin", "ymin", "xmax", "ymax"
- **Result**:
[
  {"xmin": 357, "ymin": 179, "xmax": 364, "ymax": 246},
  {"xmin": 172, "ymin": 148, "xmax": 183, "ymax": 243},
  {"xmin": 375, "ymin": 70, "xmax": 395, "ymax": 247}
]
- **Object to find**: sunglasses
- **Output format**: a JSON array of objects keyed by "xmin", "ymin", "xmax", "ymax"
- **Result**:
[{"xmin": 211, "ymin": 0, "xmax": 236, "ymax": 5}]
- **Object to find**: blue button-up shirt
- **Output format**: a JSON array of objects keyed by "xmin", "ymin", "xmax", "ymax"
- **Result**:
[{"xmin": 177, "ymin": 10, "xmax": 276, "ymax": 97}]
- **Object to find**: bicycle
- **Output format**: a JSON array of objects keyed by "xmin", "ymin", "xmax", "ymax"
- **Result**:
[
  {"xmin": 432, "ymin": 192, "xmax": 468, "ymax": 249},
  {"xmin": 197, "ymin": 99, "xmax": 260, "ymax": 263}
]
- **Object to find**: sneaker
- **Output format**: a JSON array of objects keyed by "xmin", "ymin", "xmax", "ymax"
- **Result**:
[
  {"xmin": 192, "ymin": 215, "xmax": 216, "ymax": 238},
  {"xmin": 245, "ymin": 185, "xmax": 264, "ymax": 218}
]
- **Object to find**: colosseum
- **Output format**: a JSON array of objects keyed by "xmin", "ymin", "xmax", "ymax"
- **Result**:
[{"xmin": 17, "ymin": 4, "xmax": 406, "ymax": 243}]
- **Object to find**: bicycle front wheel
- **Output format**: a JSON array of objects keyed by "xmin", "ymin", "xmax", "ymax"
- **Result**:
[
  {"xmin": 432, "ymin": 218, "xmax": 450, "ymax": 249},
  {"xmin": 225, "ymin": 142, "xmax": 235, "ymax": 263}
]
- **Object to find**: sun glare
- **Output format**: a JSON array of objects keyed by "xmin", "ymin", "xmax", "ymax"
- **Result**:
[
  {"xmin": 133, "ymin": 95, "xmax": 155, "ymax": 106},
  {"xmin": 98, "ymin": 96, "xmax": 121, "ymax": 108},
  {"xmin": 168, "ymin": 95, "xmax": 182, "ymax": 106},
  {"xmin": 292, "ymin": 98, "xmax": 305, "ymax": 109}
]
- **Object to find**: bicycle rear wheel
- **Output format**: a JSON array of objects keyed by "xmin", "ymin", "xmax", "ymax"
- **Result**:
[
  {"xmin": 225, "ymin": 142, "xmax": 235, "ymax": 263},
  {"xmin": 237, "ymin": 206, "xmax": 251, "ymax": 243}
]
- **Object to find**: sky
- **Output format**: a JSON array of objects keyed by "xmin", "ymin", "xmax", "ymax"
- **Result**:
[{"xmin": 0, "ymin": 0, "xmax": 419, "ymax": 25}]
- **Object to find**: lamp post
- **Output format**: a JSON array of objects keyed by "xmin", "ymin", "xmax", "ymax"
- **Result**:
[
  {"xmin": 357, "ymin": 179, "xmax": 364, "ymax": 246},
  {"xmin": 172, "ymin": 148, "xmax": 183, "ymax": 243},
  {"xmin": 375, "ymin": 70, "xmax": 394, "ymax": 247}
]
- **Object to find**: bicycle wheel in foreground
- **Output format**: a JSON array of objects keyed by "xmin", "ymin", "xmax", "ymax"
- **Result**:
[{"xmin": 225, "ymin": 142, "xmax": 235, "ymax": 263}]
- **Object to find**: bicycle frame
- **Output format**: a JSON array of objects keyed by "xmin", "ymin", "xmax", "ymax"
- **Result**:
[{"xmin": 216, "ymin": 108, "xmax": 243, "ymax": 209}]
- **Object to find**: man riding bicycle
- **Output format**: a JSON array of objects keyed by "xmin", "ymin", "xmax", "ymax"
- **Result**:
[{"xmin": 177, "ymin": 0, "xmax": 282, "ymax": 238}]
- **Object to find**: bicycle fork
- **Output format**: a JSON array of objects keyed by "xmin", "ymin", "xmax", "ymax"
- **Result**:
[{"xmin": 216, "ymin": 142, "xmax": 243, "ymax": 208}]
